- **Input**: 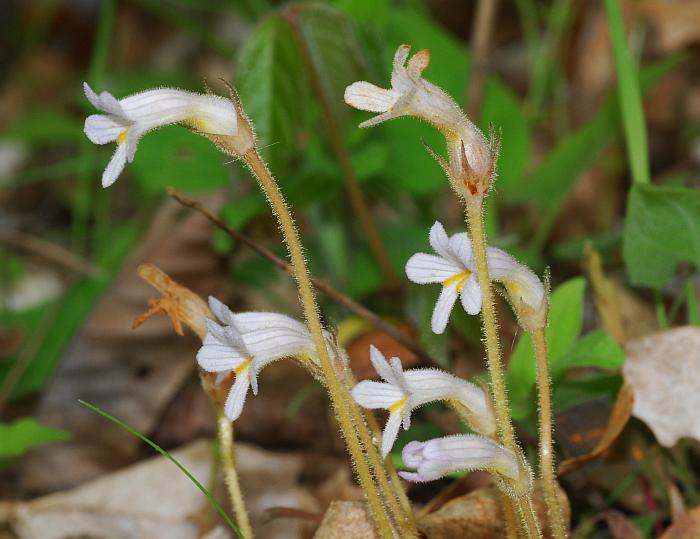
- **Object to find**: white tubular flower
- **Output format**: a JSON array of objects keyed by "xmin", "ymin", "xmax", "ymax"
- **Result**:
[
  {"xmin": 197, "ymin": 297, "xmax": 321, "ymax": 421},
  {"xmin": 405, "ymin": 221, "xmax": 481, "ymax": 334},
  {"xmin": 351, "ymin": 346, "xmax": 494, "ymax": 457},
  {"xmin": 487, "ymin": 247, "xmax": 547, "ymax": 331},
  {"xmin": 399, "ymin": 435, "xmax": 520, "ymax": 486},
  {"xmin": 344, "ymin": 44, "xmax": 491, "ymax": 178},
  {"xmin": 83, "ymin": 83, "xmax": 238, "ymax": 187}
]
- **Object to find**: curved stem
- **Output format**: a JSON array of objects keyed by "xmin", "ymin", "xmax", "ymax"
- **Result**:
[
  {"xmin": 242, "ymin": 150, "xmax": 395, "ymax": 539},
  {"xmin": 464, "ymin": 198, "xmax": 541, "ymax": 538},
  {"xmin": 217, "ymin": 412, "xmax": 254, "ymax": 539},
  {"xmin": 532, "ymin": 328, "xmax": 567, "ymax": 538}
]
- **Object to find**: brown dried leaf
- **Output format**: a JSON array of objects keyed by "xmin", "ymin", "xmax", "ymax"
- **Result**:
[
  {"xmin": 313, "ymin": 501, "xmax": 378, "ymax": 539},
  {"xmin": 661, "ymin": 506, "xmax": 700, "ymax": 539},
  {"xmin": 601, "ymin": 510, "xmax": 644, "ymax": 539},
  {"xmin": 558, "ymin": 384, "xmax": 634, "ymax": 476},
  {"xmin": 583, "ymin": 242, "xmax": 625, "ymax": 345},
  {"xmin": 623, "ymin": 327, "xmax": 700, "ymax": 447}
]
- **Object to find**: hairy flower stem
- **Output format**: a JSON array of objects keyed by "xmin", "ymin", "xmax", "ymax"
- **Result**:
[
  {"xmin": 217, "ymin": 412, "xmax": 254, "ymax": 539},
  {"xmin": 242, "ymin": 149, "xmax": 395, "ymax": 539},
  {"xmin": 532, "ymin": 328, "xmax": 567, "ymax": 538},
  {"xmin": 464, "ymin": 199, "xmax": 541, "ymax": 538},
  {"xmin": 342, "ymin": 379, "xmax": 417, "ymax": 537}
]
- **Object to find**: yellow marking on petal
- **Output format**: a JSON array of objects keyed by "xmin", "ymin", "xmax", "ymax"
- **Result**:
[
  {"xmin": 389, "ymin": 397, "xmax": 408, "ymax": 414},
  {"xmin": 234, "ymin": 356, "xmax": 254, "ymax": 377},
  {"xmin": 187, "ymin": 117, "xmax": 207, "ymax": 131},
  {"xmin": 117, "ymin": 130, "xmax": 128, "ymax": 144},
  {"xmin": 443, "ymin": 270, "xmax": 470, "ymax": 292}
]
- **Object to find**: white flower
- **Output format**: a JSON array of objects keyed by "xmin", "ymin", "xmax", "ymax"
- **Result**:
[
  {"xmin": 405, "ymin": 221, "xmax": 481, "ymax": 334},
  {"xmin": 83, "ymin": 83, "xmax": 238, "ymax": 187},
  {"xmin": 487, "ymin": 247, "xmax": 546, "ymax": 331},
  {"xmin": 399, "ymin": 434, "xmax": 520, "ymax": 484},
  {"xmin": 197, "ymin": 297, "xmax": 322, "ymax": 421},
  {"xmin": 344, "ymin": 44, "xmax": 490, "ymax": 177},
  {"xmin": 351, "ymin": 346, "xmax": 494, "ymax": 457}
]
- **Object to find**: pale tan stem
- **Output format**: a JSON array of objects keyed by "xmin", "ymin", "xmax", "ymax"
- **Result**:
[
  {"xmin": 519, "ymin": 496, "xmax": 543, "ymax": 539},
  {"xmin": 242, "ymin": 150, "xmax": 395, "ymax": 539},
  {"xmin": 532, "ymin": 328, "xmax": 567, "ymax": 538},
  {"xmin": 500, "ymin": 493, "xmax": 519, "ymax": 539},
  {"xmin": 468, "ymin": 0, "xmax": 500, "ymax": 118},
  {"xmin": 464, "ymin": 199, "xmax": 541, "ymax": 537},
  {"xmin": 217, "ymin": 413, "xmax": 254, "ymax": 539}
]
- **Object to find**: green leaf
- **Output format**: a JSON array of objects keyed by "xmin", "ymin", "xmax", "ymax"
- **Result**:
[
  {"xmin": 623, "ymin": 183, "xmax": 700, "ymax": 288},
  {"xmin": 604, "ymin": 0, "xmax": 650, "ymax": 185},
  {"xmin": 131, "ymin": 126, "xmax": 229, "ymax": 194},
  {"xmin": 295, "ymin": 3, "xmax": 366, "ymax": 128},
  {"xmin": 480, "ymin": 79, "xmax": 531, "ymax": 194},
  {"xmin": 508, "ymin": 277, "xmax": 586, "ymax": 419},
  {"xmin": 237, "ymin": 16, "xmax": 308, "ymax": 175},
  {"xmin": 552, "ymin": 330, "xmax": 624, "ymax": 379},
  {"xmin": 0, "ymin": 418, "xmax": 70, "ymax": 458}
]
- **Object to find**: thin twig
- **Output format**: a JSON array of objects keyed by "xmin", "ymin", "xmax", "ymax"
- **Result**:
[
  {"xmin": 468, "ymin": 0, "xmax": 500, "ymax": 118},
  {"xmin": 167, "ymin": 188, "xmax": 439, "ymax": 368},
  {"xmin": 0, "ymin": 232, "xmax": 101, "ymax": 278}
]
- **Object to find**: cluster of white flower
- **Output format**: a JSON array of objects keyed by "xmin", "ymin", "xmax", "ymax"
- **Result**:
[{"xmin": 82, "ymin": 43, "xmax": 547, "ymax": 493}]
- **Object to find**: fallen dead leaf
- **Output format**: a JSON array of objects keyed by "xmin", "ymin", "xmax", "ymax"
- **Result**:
[
  {"xmin": 417, "ymin": 484, "xmax": 570, "ymax": 539},
  {"xmin": 601, "ymin": 509, "xmax": 644, "ymax": 539},
  {"xmin": 558, "ymin": 384, "xmax": 634, "ymax": 476},
  {"xmin": 661, "ymin": 505, "xmax": 700, "ymax": 539},
  {"xmin": 313, "ymin": 500, "xmax": 378, "ymax": 539},
  {"xmin": 4, "ymin": 440, "xmax": 319, "ymax": 539},
  {"xmin": 623, "ymin": 327, "xmax": 700, "ymax": 447}
]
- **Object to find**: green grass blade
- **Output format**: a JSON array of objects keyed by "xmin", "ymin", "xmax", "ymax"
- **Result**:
[
  {"xmin": 604, "ymin": 0, "xmax": 650, "ymax": 185},
  {"xmin": 78, "ymin": 399, "xmax": 244, "ymax": 538}
]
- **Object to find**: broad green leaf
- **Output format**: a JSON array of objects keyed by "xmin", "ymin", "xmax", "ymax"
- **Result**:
[
  {"xmin": 480, "ymin": 79, "xmax": 531, "ymax": 194},
  {"xmin": 237, "ymin": 16, "xmax": 308, "ymax": 175},
  {"xmin": 295, "ymin": 3, "xmax": 366, "ymax": 127},
  {"xmin": 552, "ymin": 330, "xmax": 624, "ymax": 379},
  {"xmin": 131, "ymin": 126, "xmax": 229, "ymax": 194},
  {"xmin": 623, "ymin": 183, "xmax": 700, "ymax": 288},
  {"xmin": 332, "ymin": 0, "xmax": 388, "ymax": 24},
  {"xmin": 7, "ymin": 109, "xmax": 83, "ymax": 144},
  {"xmin": 0, "ymin": 417, "xmax": 70, "ymax": 458},
  {"xmin": 552, "ymin": 373, "xmax": 622, "ymax": 412},
  {"xmin": 508, "ymin": 277, "xmax": 586, "ymax": 419}
]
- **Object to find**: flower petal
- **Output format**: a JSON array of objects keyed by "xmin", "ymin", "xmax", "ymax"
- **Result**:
[
  {"xmin": 429, "ymin": 221, "xmax": 452, "ymax": 260},
  {"xmin": 352, "ymin": 381, "xmax": 405, "ymax": 409},
  {"xmin": 459, "ymin": 274, "xmax": 482, "ymax": 315},
  {"xmin": 390, "ymin": 44, "xmax": 413, "ymax": 94},
  {"xmin": 448, "ymin": 232, "xmax": 473, "ymax": 267},
  {"xmin": 369, "ymin": 345, "xmax": 397, "ymax": 384},
  {"xmin": 84, "ymin": 114, "xmax": 127, "ymax": 144},
  {"xmin": 101, "ymin": 143, "xmax": 128, "ymax": 187},
  {"xmin": 381, "ymin": 411, "xmax": 403, "ymax": 458},
  {"xmin": 224, "ymin": 373, "xmax": 251, "ymax": 421},
  {"xmin": 431, "ymin": 284, "xmax": 458, "ymax": 334},
  {"xmin": 208, "ymin": 296, "xmax": 236, "ymax": 326},
  {"xmin": 405, "ymin": 253, "xmax": 461, "ymax": 284},
  {"xmin": 344, "ymin": 82, "xmax": 398, "ymax": 113},
  {"xmin": 84, "ymin": 82, "xmax": 125, "ymax": 116}
]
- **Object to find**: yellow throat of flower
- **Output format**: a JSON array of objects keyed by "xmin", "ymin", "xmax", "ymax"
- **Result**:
[
  {"xmin": 443, "ymin": 270, "xmax": 470, "ymax": 292},
  {"xmin": 234, "ymin": 356, "xmax": 254, "ymax": 377},
  {"xmin": 117, "ymin": 129, "xmax": 128, "ymax": 145},
  {"xmin": 389, "ymin": 397, "xmax": 408, "ymax": 414}
]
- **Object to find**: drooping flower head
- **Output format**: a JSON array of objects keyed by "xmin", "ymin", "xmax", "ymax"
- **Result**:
[
  {"xmin": 344, "ymin": 45, "xmax": 496, "ymax": 197},
  {"xmin": 351, "ymin": 346, "xmax": 495, "ymax": 457},
  {"xmin": 405, "ymin": 221, "xmax": 481, "ymax": 334},
  {"xmin": 197, "ymin": 297, "xmax": 324, "ymax": 420},
  {"xmin": 400, "ymin": 434, "xmax": 530, "ymax": 497},
  {"xmin": 83, "ymin": 83, "xmax": 253, "ymax": 187}
]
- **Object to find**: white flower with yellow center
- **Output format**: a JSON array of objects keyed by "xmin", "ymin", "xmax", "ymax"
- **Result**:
[
  {"xmin": 344, "ymin": 44, "xmax": 491, "ymax": 178},
  {"xmin": 400, "ymin": 435, "xmax": 522, "ymax": 486},
  {"xmin": 405, "ymin": 221, "xmax": 481, "ymax": 334},
  {"xmin": 83, "ymin": 83, "xmax": 238, "ymax": 187},
  {"xmin": 351, "ymin": 346, "xmax": 494, "ymax": 457},
  {"xmin": 197, "ymin": 297, "xmax": 321, "ymax": 421}
]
